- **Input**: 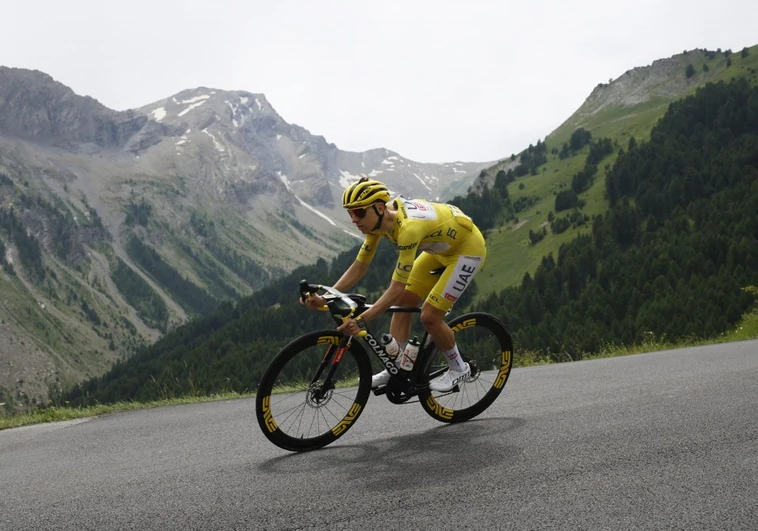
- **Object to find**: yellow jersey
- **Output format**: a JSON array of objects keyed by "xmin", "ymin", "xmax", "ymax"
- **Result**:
[{"xmin": 356, "ymin": 197, "xmax": 476, "ymax": 283}]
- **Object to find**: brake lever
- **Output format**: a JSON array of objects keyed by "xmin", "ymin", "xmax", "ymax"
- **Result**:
[{"xmin": 299, "ymin": 279, "xmax": 322, "ymax": 303}]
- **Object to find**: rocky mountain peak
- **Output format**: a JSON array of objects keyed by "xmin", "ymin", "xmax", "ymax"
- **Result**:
[
  {"xmin": 139, "ymin": 88, "xmax": 277, "ymax": 129},
  {"xmin": 577, "ymin": 49, "xmax": 726, "ymax": 118},
  {"xmin": 0, "ymin": 67, "xmax": 147, "ymax": 150}
]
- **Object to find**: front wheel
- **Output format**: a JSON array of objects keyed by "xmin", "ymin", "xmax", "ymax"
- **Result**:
[
  {"xmin": 255, "ymin": 330, "xmax": 372, "ymax": 451},
  {"xmin": 418, "ymin": 312, "xmax": 513, "ymax": 423}
]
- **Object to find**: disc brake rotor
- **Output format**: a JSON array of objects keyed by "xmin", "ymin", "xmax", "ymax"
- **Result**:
[{"xmin": 305, "ymin": 382, "xmax": 334, "ymax": 408}]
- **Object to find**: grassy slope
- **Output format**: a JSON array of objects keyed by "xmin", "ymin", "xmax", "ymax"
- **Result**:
[{"xmin": 476, "ymin": 45, "xmax": 758, "ymax": 300}]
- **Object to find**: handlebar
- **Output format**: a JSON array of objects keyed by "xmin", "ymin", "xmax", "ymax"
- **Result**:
[{"xmin": 299, "ymin": 279, "xmax": 368, "ymax": 337}]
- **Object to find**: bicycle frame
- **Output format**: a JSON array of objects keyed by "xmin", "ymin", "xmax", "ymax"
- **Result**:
[
  {"xmin": 316, "ymin": 306, "xmax": 428, "ymax": 399},
  {"xmin": 299, "ymin": 280, "xmax": 440, "ymax": 404}
]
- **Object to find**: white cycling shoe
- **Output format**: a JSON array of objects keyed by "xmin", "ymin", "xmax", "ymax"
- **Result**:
[
  {"xmin": 429, "ymin": 363, "xmax": 471, "ymax": 392},
  {"xmin": 371, "ymin": 369, "xmax": 392, "ymax": 388}
]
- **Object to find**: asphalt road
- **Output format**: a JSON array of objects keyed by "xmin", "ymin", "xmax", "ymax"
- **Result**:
[{"xmin": 2, "ymin": 340, "xmax": 757, "ymax": 531}]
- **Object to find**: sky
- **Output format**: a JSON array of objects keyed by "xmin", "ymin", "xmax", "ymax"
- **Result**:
[{"xmin": 2, "ymin": 0, "xmax": 756, "ymax": 163}]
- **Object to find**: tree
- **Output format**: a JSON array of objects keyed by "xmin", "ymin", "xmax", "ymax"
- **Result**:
[
  {"xmin": 685, "ymin": 64, "xmax": 696, "ymax": 78},
  {"xmin": 555, "ymin": 190, "xmax": 579, "ymax": 212},
  {"xmin": 494, "ymin": 170, "xmax": 510, "ymax": 199},
  {"xmin": 529, "ymin": 228, "xmax": 547, "ymax": 245},
  {"xmin": 570, "ymin": 128, "xmax": 592, "ymax": 151}
]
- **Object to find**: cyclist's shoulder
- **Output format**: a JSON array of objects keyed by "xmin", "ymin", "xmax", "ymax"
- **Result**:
[{"xmin": 394, "ymin": 196, "xmax": 444, "ymax": 221}]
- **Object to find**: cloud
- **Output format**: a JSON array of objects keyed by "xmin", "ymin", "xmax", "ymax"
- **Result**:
[{"xmin": 2, "ymin": 0, "xmax": 757, "ymax": 162}]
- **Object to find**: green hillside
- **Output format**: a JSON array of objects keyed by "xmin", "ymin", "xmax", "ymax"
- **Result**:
[
  {"xmin": 477, "ymin": 44, "xmax": 758, "ymax": 297},
  {"xmin": 478, "ymin": 77, "xmax": 758, "ymax": 358}
]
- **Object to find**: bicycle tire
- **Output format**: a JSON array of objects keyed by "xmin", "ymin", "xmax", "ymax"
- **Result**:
[
  {"xmin": 418, "ymin": 312, "xmax": 513, "ymax": 423},
  {"xmin": 255, "ymin": 330, "xmax": 372, "ymax": 451}
]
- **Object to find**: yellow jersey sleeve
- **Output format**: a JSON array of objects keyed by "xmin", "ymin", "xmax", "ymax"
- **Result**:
[{"xmin": 355, "ymin": 233, "xmax": 380, "ymax": 264}]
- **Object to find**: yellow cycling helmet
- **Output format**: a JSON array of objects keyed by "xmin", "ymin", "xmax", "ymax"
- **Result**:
[{"xmin": 342, "ymin": 178, "xmax": 390, "ymax": 209}]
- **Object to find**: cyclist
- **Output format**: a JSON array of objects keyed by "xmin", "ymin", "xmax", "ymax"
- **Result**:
[{"xmin": 304, "ymin": 177, "xmax": 487, "ymax": 392}]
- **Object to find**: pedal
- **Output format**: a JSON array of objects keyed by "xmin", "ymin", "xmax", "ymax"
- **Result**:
[{"xmin": 372, "ymin": 386, "xmax": 387, "ymax": 396}]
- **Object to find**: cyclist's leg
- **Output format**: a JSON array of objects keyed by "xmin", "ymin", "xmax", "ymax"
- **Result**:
[
  {"xmin": 425, "ymin": 225, "xmax": 487, "ymax": 322},
  {"xmin": 393, "ymin": 252, "xmax": 443, "ymax": 345},
  {"xmin": 389, "ymin": 289, "xmax": 421, "ymax": 346},
  {"xmin": 421, "ymin": 232, "xmax": 486, "ymax": 390},
  {"xmin": 419, "ymin": 257, "xmax": 482, "ymax": 361},
  {"xmin": 372, "ymin": 255, "xmax": 436, "ymax": 387}
]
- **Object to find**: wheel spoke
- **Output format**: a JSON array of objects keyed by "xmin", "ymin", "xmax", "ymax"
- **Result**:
[
  {"xmin": 421, "ymin": 314, "xmax": 513, "ymax": 422},
  {"xmin": 256, "ymin": 335, "xmax": 371, "ymax": 450}
]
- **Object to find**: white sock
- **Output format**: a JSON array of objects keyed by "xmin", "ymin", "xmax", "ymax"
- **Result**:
[{"xmin": 442, "ymin": 345, "xmax": 466, "ymax": 372}]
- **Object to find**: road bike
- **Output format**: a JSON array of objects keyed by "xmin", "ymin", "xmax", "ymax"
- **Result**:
[{"xmin": 255, "ymin": 280, "xmax": 514, "ymax": 451}]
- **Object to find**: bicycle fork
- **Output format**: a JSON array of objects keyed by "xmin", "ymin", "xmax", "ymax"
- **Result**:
[{"xmin": 309, "ymin": 337, "xmax": 352, "ymax": 401}]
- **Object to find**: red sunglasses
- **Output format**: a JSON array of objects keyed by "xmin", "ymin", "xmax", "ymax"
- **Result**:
[{"xmin": 348, "ymin": 207, "xmax": 369, "ymax": 219}]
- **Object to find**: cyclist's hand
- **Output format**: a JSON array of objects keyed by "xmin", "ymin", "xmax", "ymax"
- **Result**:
[
  {"xmin": 301, "ymin": 293, "xmax": 327, "ymax": 310},
  {"xmin": 338, "ymin": 317, "xmax": 366, "ymax": 337}
]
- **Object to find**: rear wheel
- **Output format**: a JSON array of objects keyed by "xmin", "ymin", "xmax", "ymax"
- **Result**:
[
  {"xmin": 418, "ymin": 313, "xmax": 513, "ymax": 423},
  {"xmin": 256, "ymin": 331, "xmax": 372, "ymax": 451}
]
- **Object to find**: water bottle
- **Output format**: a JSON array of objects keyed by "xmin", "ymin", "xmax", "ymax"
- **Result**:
[
  {"xmin": 380, "ymin": 333, "xmax": 401, "ymax": 360},
  {"xmin": 398, "ymin": 336, "xmax": 420, "ymax": 371}
]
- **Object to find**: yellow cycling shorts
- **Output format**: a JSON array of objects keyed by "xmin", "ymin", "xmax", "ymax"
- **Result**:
[{"xmin": 404, "ymin": 226, "xmax": 486, "ymax": 312}]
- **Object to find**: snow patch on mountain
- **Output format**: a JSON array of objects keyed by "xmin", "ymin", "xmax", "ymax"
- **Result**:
[
  {"xmin": 178, "ymin": 99, "xmax": 207, "ymax": 117},
  {"xmin": 180, "ymin": 95, "xmax": 210, "ymax": 105},
  {"xmin": 151, "ymin": 107, "xmax": 167, "ymax": 121},
  {"xmin": 412, "ymin": 173, "xmax": 433, "ymax": 192},
  {"xmin": 201, "ymin": 129, "xmax": 225, "ymax": 152},
  {"xmin": 339, "ymin": 170, "xmax": 363, "ymax": 188},
  {"xmin": 298, "ymin": 198, "xmax": 337, "ymax": 227},
  {"xmin": 279, "ymin": 171, "xmax": 339, "ymax": 227},
  {"xmin": 343, "ymin": 229, "xmax": 363, "ymax": 240}
]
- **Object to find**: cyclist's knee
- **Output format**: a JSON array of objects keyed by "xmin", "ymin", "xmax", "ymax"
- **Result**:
[{"xmin": 420, "ymin": 304, "xmax": 446, "ymax": 330}]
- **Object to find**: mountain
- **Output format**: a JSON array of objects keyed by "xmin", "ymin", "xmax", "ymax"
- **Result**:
[
  {"xmin": 470, "ymin": 45, "xmax": 758, "ymax": 296},
  {"xmin": 6, "ymin": 44, "xmax": 756, "ymax": 411},
  {"xmin": 0, "ymin": 67, "xmax": 487, "ymax": 410},
  {"xmin": 64, "ymin": 75, "xmax": 758, "ymax": 407}
]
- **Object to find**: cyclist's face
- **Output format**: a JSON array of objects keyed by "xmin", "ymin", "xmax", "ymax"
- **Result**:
[{"xmin": 348, "ymin": 203, "xmax": 381, "ymax": 231}]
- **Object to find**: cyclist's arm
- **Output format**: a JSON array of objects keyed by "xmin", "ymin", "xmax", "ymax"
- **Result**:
[
  {"xmin": 353, "ymin": 232, "xmax": 416, "ymax": 321},
  {"xmin": 356, "ymin": 279, "xmax": 406, "ymax": 323},
  {"xmin": 335, "ymin": 233, "xmax": 379, "ymax": 291},
  {"xmin": 333, "ymin": 259, "xmax": 369, "ymax": 292},
  {"xmin": 302, "ymin": 259, "xmax": 368, "ymax": 309},
  {"xmin": 305, "ymin": 235, "xmax": 377, "ymax": 308}
]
